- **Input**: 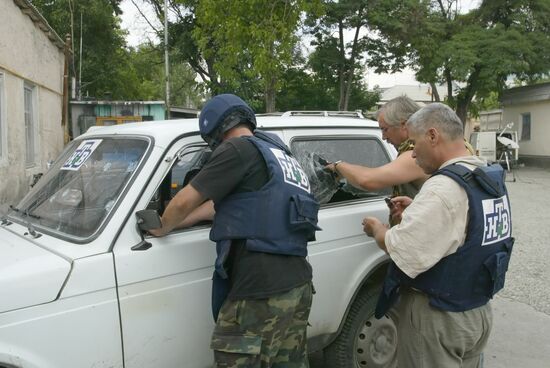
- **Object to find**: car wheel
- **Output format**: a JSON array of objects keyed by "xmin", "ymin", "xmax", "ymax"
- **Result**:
[{"xmin": 324, "ymin": 286, "xmax": 397, "ymax": 368}]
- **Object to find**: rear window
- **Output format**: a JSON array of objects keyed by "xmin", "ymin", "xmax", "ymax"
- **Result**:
[{"xmin": 291, "ymin": 137, "xmax": 392, "ymax": 204}]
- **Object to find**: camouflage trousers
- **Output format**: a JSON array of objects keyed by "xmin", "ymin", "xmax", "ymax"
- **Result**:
[{"xmin": 210, "ymin": 282, "xmax": 313, "ymax": 368}]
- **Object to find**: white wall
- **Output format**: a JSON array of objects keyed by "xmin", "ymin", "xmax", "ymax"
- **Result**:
[
  {"xmin": 502, "ymin": 100, "xmax": 550, "ymax": 158},
  {"xmin": 0, "ymin": 0, "xmax": 64, "ymax": 206},
  {"xmin": 479, "ymin": 111, "xmax": 504, "ymax": 132}
]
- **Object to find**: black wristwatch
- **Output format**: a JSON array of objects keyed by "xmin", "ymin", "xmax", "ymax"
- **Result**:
[{"xmin": 333, "ymin": 160, "xmax": 343, "ymax": 171}]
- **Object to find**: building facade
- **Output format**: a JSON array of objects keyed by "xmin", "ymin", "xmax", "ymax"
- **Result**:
[
  {"xmin": 70, "ymin": 100, "xmax": 166, "ymax": 137},
  {"xmin": 501, "ymin": 82, "xmax": 550, "ymax": 168},
  {"xmin": 0, "ymin": 0, "xmax": 66, "ymax": 211}
]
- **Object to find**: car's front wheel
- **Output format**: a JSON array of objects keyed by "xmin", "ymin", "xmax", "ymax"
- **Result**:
[{"xmin": 324, "ymin": 286, "xmax": 397, "ymax": 368}]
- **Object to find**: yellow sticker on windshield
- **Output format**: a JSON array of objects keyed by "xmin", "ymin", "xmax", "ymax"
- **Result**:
[{"xmin": 61, "ymin": 139, "xmax": 103, "ymax": 171}]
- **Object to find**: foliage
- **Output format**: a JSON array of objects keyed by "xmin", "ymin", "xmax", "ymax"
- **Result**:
[
  {"xmin": 306, "ymin": 0, "xmax": 369, "ymax": 111},
  {"xmin": 275, "ymin": 66, "xmax": 379, "ymax": 113},
  {"xmin": 140, "ymin": 0, "xmax": 224, "ymax": 95},
  {"xmin": 193, "ymin": 0, "xmax": 322, "ymax": 112},
  {"xmin": 367, "ymin": 0, "xmax": 550, "ymax": 123},
  {"xmin": 468, "ymin": 91, "xmax": 501, "ymax": 118},
  {"xmin": 31, "ymin": 0, "xmax": 136, "ymax": 100},
  {"xmin": 126, "ymin": 44, "xmax": 204, "ymax": 107}
]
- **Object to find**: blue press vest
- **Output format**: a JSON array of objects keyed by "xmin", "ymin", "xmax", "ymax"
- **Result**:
[
  {"xmin": 209, "ymin": 131, "xmax": 320, "ymax": 319},
  {"xmin": 375, "ymin": 163, "xmax": 514, "ymax": 318}
]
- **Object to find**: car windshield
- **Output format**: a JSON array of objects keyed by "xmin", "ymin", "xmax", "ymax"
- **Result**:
[{"xmin": 10, "ymin": 137, "xmax": 149, "ymax": 239}]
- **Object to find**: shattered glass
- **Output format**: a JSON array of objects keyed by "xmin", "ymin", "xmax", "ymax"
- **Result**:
[
  {"xmin": 291, "ymin": 137, "xmax": 392, "ymax": 204},
  {"xmin": 11, "ymin": 138, "xmax": 149, "ymax": 238}
]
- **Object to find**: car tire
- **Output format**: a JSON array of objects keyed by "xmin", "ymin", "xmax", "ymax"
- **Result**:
[{"xmin": 324, "ymin": 286, "xmax": 397, "ymax": 368}]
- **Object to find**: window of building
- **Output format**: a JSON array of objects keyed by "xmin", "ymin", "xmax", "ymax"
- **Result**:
[
  {"xmin": 24, "ymin": 83, "xmax": 37, "ymax": 167},
  {"xmin": 521, "ymin": 113, "xmax": 531, "ymax": 141}
]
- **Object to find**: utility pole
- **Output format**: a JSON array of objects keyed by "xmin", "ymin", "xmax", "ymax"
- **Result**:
[
  {"xmin": 164, "ymin": 0, "xmax": 170, "ymax": 119},
  {"xmin": 62, "ymin": 34, "xmax": 72, "ymax": 144},
  {"xmin": 79, "ymin": 12, "xmax": 83, "ymax": 100}
]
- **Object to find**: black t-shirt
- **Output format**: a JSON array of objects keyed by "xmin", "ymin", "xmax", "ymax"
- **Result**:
[{"xmin": 191, "ymin": 136, "xmax": 312, "ymax": 300}]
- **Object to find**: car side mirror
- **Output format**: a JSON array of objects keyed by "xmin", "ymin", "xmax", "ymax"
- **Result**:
[{"xmin": 135, "ymin": 209, "xmax": 162, "ymax": 231}]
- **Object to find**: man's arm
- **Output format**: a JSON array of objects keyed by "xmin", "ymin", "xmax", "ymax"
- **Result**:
[
  {"xmin": 149, "ymin": 183, "xmax": 206, "ymax": 237},
  {"xmin": 362, "ymin": 217, "xmax": 389, "ymax": 253},
  {"xmin": 176, "ymin": 200, "xmax": 214, "ymax": 229},
  {"xmin": 327, "ymin": 151, "xmax": 428, "ymax": 191}
]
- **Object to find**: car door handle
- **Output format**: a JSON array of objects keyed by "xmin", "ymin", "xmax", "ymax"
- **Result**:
[{"xmin": 131, "ymin": 240, "xmax": 152, "ymax": 251}]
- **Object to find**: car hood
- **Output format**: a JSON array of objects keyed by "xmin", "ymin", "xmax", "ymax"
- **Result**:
[{"xmin": 0, "ymin": 227, "xmax": 72, "ymax": 313}]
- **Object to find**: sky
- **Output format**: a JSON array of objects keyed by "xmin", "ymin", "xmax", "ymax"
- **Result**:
[{"xmin": 119, "ymin": 0, "xmax": 481, "ymax": 89}]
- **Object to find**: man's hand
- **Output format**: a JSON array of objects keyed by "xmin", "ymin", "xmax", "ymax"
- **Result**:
[
  {"xmin": 363, "ymin": 217, "xmax": 384, "ymax": 237},
  {"xmin": 148, "ymin": 226, "xmax": 167, "ymax": 237},
  {"xmin": 324, "ymin": 162, "xmax": 342, "ymax": 180},
  {"xmin": 362, "ymin": 217, "xmax": 389, "ymax": 253},
  {"xmin": 389, "ymin": 196, "xmax": 413, "ymax": 223},
  {"xmin": 145, "ymin": 184, "xmax": 206, "ymax": 238}
]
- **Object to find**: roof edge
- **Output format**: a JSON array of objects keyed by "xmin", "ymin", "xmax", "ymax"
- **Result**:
[{"xmin": 13, "ymin": 0, "xmax": 65, "ymax": 50}]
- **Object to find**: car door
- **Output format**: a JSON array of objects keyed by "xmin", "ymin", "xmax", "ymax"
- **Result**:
[
  {"xmin": 112, "ymin": 135, "xmax": 216, "ymax": 368},
  {"xmin": 283, "ymin": 128, "xmax": 394, "ymax": 339}
]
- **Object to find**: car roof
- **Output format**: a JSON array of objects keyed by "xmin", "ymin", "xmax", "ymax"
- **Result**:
[{"xmin": 80, "ymin": 115, "xmax": 380, "ymax": 147}]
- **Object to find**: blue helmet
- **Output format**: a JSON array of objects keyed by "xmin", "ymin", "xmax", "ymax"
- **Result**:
[{"xmin": 198, "ymin": 94, "xmax": 256, "ymax": 149}]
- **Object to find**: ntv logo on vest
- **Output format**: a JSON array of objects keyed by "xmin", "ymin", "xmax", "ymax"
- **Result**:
[
  {"xmin": 270, "ymin": 148, "xmax": 311, "ymax": 193},
  {"xmin": 482, "ymin": 196, "xmax": 511, "ymax": 246}
]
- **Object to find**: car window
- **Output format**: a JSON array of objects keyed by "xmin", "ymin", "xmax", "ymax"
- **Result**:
[
  {"xmin": 291, "ymin": 136, "xmax": 392, "ymax": 204},
  {"xmin": 12, "ymin": 137, "xmax": 150, "ymax": 239},
  {"xmin": 147, "ymin": 145, "xmax": 212, "ymax": 227}
]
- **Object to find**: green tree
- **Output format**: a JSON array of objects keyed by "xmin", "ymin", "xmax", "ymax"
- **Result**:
[
  {"xmin": 31, "ymin": 0, "xmax": 139, "ymax": 100},
  {"xmin": 126, "ymin": 44, "xmax": 204, "ymax": 107},
  {"xmin": 306, "ymin": 38, "xmax": 379, "ymax": 112},
  {"xmin": 307, "ymin": 0, "xmax": 369, "ymax": 111},
  {"xmin": 367, "ymin": 0, "xmax": 550, "ymax": 123},
  {"xmin": 193, "ymin": 0, "xmax": 322, "ymax": 112},
  {"xmin": 139, "ymin": 0, "xmax": 227, "ymax": 95}
]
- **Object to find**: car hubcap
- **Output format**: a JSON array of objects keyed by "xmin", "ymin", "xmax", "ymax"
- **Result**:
[{"xmin": 354, "ymin": 314, "xmax": 397, "ymax": 367}]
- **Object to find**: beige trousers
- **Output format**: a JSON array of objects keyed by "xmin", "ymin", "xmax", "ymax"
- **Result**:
[{"xmin": 395, "ymin": 288, "xmax": 492, "ymax": 368}]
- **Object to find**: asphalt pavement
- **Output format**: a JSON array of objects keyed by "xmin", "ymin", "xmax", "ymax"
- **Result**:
[{"xmin": 483, "ymin": 166, "xmax": 550, "ymax": 368}]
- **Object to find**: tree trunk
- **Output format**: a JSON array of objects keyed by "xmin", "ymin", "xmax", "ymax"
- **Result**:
[
  {"xmin": 338, "ymin": 7, "xmax": 365, "ymax": 111},
  {"xmin": 444, "ymin": 67, "xmax": 454, "ymax": 106},
  {"xmin": 265, "ymin": 76, "xmax": 277, "ymax": 113},
  {"xmin": 430, "ymin": 82, "xmax": 440, "ymax": 102},
  {"xmin": 337, "ymin": 20, "xmax": 347, "ymax": 111},
  {"xmin": 455, "ymin": 99, "xmax": 469, "ymax": 125},
  {"xmin": 455, "ymin": 65, "xmax": 481, "ymax": 126}
]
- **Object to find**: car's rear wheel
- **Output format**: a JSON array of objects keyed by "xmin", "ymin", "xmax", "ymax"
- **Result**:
[{"xmin": 324, "ymin": 286, "xmax": 397, "ymax": 368}]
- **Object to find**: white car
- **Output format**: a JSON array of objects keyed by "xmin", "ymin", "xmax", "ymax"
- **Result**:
[{"xmin": 0, "ymin": 111, "xmax": 398, "ymax": 368}]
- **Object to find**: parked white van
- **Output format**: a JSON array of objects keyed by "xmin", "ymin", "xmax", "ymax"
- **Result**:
[
  {"xmin": 469, "ymin": 130, "xmax": 519, "ymax": 164},
  {"xmin": 0, "ymin": 112, "xmax": 398, "ymax": 368}
]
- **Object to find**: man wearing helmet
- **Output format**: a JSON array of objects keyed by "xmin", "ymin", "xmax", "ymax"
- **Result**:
[{"xmin": 149, "ymin": 94, "xmax": 320, "ymax": 367}]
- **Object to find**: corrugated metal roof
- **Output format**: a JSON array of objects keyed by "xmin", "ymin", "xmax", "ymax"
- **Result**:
[
  {"xmin": 13, "ymin": 0, "xmax": 65, "ymax": 50},
  {"xmin": 501, "ymin": 82, "xmax": 550, "ymax": 105}
]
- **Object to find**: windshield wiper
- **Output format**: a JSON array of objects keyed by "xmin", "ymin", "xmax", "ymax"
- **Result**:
[
  {"xmin": 9, "ymin": 204, "xmax": 22, "ymax": 213},
  {"xmin": 26, "ymin": 222, "xmax": 42, "ymax": 238},
  {"xmin": 9, "ymin": 204, "xmax": 41, "ymax": 219},
  {"xmin": 26, "ymin": 211, "xmax": 41, "ymax": 219},
  {"xmin": 7, "ymin": 204, "xmax": 42, "ymax": 237}
]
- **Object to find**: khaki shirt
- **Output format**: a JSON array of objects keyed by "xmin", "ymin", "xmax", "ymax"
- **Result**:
[
  {"xmin": 385, "ymin": 155, "xmax": 487, "ymax": 278},
  {"xmin": 392, "ymin": 139, "xmax": 422, "ymax": 199}
]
